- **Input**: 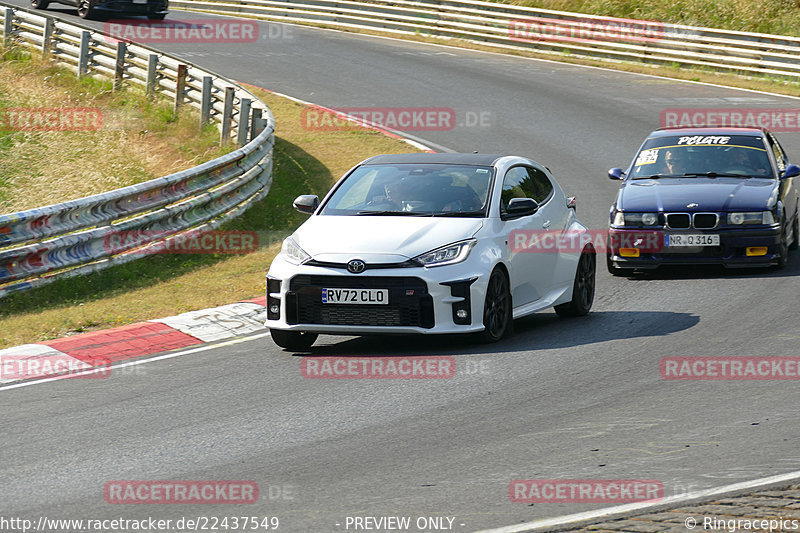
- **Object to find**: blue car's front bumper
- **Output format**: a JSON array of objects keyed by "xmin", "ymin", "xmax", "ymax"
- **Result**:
[{"xmin": 607, "ymin": 226, "xmax": 783, "ymax": 269}]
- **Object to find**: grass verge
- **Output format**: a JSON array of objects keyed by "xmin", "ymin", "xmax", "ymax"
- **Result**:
[
  {"xmin": 0, "ymin": 87, "xmax": 421, "ymax": 348},
  {"xmin": 0, "ymin": 45, "xmax": 229, "ymax": 213},
  {"xmin": 498, "ymin": 0, "xmax": 800, "ymax": 38}
]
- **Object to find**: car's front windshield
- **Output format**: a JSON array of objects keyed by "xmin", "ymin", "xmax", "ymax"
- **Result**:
[
  {"xmin": 628, "ymin": 135, "xmax": 773, "ymax": 179},
  {"xmin": 320, "ymin": 163, "xmax": 494, "ymax": 216}
]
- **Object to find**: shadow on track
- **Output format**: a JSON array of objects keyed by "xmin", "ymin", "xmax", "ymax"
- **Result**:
[
  {"xmin": 293, "ymin": 310, "xmax": 699, "ymax": 357},
  {"xmin": 612, "ymin": 255, "xmax": 800, "ymax": 281}
]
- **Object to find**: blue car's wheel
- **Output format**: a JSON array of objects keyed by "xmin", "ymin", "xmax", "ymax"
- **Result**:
[{"xmin": 776, "ymin": 217, "xmax": 790, "ymax": 269}]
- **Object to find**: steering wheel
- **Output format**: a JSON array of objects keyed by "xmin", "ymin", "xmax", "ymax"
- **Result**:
[{"xmin": 364, "ymin": 196, "xmax": 401, "ymax": 209}]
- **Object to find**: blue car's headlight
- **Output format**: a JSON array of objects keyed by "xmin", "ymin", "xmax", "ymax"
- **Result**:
[
  {"xmin": 280, "ymin": 237, "xmax": 310, "ymax": 264},
  {"xmin": 613, "ymin": 211, "xmax": 660, "ymax": 227},
  {"xmin": 414, "ymin": 239, "xmax": 476, "ymax": 267},
  {"xmin": 727, "ymin": 211, "xmax": 774, "ymax": 225}
]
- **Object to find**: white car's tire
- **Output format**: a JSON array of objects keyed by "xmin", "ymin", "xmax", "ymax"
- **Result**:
[
  {"xmin": 478, "ymin": 268, "xmax": 512, "ymax": 343},
  {"xmin": 556, "ymin": 248, "xmax": 595, "ymax": 317},
  {"xmin": 270, "ymin": 329, "xmax": 318, "ymax": 351}
]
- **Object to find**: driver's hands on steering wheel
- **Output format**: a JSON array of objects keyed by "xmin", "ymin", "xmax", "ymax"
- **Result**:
[{"xmin": 365, "ymin": 195, "xmax": 400, "ymax": 209}]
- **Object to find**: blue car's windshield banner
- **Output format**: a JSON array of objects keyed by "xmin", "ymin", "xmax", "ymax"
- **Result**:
[{"xmin": 630, "ymin": 136, "xmax": 770, "ymax": 178}]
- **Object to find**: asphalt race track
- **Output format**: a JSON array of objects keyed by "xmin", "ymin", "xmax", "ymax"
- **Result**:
[{"xmin": 2, "ymin": 4, "xmax": 800, "ymax": 531}]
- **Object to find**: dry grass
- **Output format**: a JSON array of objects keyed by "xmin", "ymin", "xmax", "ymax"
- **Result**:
[
  {"xmin": 0, "ymin": 89, "xmax": 421, "ymax": 348},
  {"xmin": 0, "ymin": 50, "xmax": 227, "ymax": 212},
  {"xmin": 502, "ymin": 0, "xmax": 800, "ymax": 36}
]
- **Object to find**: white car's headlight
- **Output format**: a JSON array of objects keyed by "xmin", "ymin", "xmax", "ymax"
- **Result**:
[
  {"xmin": 728, "ymin": 211, "xmax": 774, "ymax": 225},
  {"xmin": 280, "ymin": 237, "xmax": 310, "ymax": 264},
  {"xmin": 612, "ymin": 211, "xmax": 659, "ymax": 227},
  {"xmin": 414, "ymin": 239, "xmax": 476, "ymax": 267}
]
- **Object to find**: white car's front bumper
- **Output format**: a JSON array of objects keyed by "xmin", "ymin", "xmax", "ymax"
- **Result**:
[{"xmin": 265, "ymin": 256, "xmax": 490, "ymax": 335}]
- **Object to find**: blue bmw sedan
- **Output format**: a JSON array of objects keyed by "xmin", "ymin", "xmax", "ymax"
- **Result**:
[{"xmin": 607, "ymin": 127, "xmax": 800, "ymax": 274}]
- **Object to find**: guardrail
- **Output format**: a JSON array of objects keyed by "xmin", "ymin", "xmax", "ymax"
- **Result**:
[
  {"xmin": 0, "ymin": 2, "xmax": 275, "ymax": 298},
  {"xmin": 172, "ymin": 0, "xmax": 800, "ymax": 81}
]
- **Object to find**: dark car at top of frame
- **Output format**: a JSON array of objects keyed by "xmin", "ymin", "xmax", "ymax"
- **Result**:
[
  {"xmin": 606, "ymin": 127, "xmax": 800, "ymax": 275},
  {"xmin": 31, "ymin": 0, "xmax": 167, "ymax": 20}
]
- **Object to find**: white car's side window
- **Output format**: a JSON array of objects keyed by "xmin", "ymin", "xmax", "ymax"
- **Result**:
[
  {"xmin": 500, "ymin": 167, "xmax": 530, "ymax": 213},
  {"xmin": 500, "ymin": 166, "xmax": 554, "ymax": 212}
]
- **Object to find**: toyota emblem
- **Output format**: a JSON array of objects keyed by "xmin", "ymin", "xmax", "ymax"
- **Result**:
[{"xmin": 347, "ymin": 259, "xmax": 366, "ymax": 274}]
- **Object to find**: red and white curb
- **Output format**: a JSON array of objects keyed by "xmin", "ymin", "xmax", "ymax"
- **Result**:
[
  {"xmin": 0, "ymin": 82, "xmax": 440, "ymax": 387},
  {"xmin": 0, "ymin": 296, "xmax": 267, "ymax": 384}
]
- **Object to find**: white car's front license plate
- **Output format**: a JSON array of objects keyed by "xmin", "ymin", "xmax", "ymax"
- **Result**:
[
  {"xmin": 322, "ymin": 288, "xmax": 389, "ymax": 304},
  {"xmin": 664, "ymin": 234, "xmax": 720, "ymax": 247}
]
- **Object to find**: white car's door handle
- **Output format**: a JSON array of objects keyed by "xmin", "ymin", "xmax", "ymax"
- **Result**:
[{"xmin": 542, "ymin": 220, "xmax": 551, "ymax": 229}]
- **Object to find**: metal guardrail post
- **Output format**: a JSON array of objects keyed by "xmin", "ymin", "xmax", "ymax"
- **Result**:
[
  {"xmin": 114, "ymin": 41, "xmax": 126, "ymax": 90},
  {"xmin": 220, "ymin": 86, "xmax": 235, "ymax": 144},
  {"xmin": 250, "ymin": 108, "xmax": 264, "ymax": 142},
  {"xmin": 2, "ymin": 7, "xmax": 13, "ymax": 48},
  {"xmin": 237, "ymin": 98, "xmax": 251, "ymax": 147},
  {"xmin": 78, "ymin": 30, "xmax": 90, "ymax": 78},
  {"xmin": 200, "ymin": 75, "xmax": 213, "ymax": 126},
  {"xmin": 41, "ymin": 17, "xmax": 53, "ymax": 57},
  {"xmin": 174, "ymin": 63, "xmax": 187, "ymax": 111},
  {"xmin": 146, "ymin": 54, "xmax": 158, "ymax": 96}
]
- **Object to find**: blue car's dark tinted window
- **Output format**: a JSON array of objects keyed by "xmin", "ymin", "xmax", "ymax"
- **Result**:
[
  {"xmin": 629, "ymin": 135, "xmax": 772, "ymax": 178},
  {"xmin": 320, "ymin": 164, "xmax": 494, "ymax": 216}
]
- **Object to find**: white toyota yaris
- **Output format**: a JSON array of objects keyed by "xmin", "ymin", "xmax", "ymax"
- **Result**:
[{"xmin": 266, "ymin": 153, "xmax": 595, "ymax": 350}]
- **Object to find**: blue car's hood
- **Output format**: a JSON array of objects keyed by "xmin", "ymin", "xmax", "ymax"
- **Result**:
[{"xmin": 618, "ymin": 177, "xmax": 779, "ymax": 212}]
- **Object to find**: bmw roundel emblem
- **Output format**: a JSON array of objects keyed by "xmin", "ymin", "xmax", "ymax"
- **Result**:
[
  {"xmin": 347, "ymin": 259, "xmax": 366, "ymax": 274},
  {"xmin": 686, "ymin": 202, "xmax": 699, "ymax": 208}
]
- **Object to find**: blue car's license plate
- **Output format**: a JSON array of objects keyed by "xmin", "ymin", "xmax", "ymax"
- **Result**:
[{"xmin": 664, "ymin": 234, "xmax": 720, "ymax": 247}]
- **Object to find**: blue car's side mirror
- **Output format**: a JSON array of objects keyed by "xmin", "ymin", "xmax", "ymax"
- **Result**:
[
  {"xmin": 608, "ymin": 168, "xmax": 625, "ymax": 180},
  {"xmin": 782, "ymin": 164, "xmax": 800, "ymax": 179}
]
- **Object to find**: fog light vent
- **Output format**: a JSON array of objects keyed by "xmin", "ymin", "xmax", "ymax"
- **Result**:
[
  {"xmin": 746, "ymin": 247, "xmax": 768, "ymax": 256},
  {"xmin": 620, "ymin": 248, "xmax": 640, "ymax": 257}
]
